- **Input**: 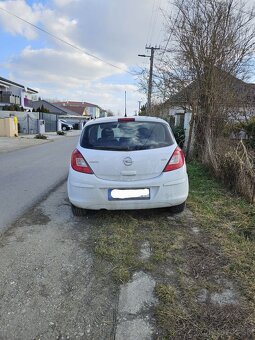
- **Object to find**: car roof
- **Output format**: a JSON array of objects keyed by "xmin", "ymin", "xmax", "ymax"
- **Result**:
[{"xmin": 85, "ymin": 116, "xmax": 169, "ymax": 127}]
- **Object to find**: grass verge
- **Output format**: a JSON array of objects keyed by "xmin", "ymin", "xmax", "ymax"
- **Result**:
[
  {"xmin": 88, "ymin": 161, "xmax": 255, "ymax": 338},
  {"xmin": 188, "ymin": 162, "xmax": 255, "ymax": 301}
]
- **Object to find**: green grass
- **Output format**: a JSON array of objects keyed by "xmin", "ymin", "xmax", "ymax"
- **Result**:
[
  {"xmin": 89, "ymin": 161, "xmax": 255, "ymax": 337},
  {"xmin": 187, "ymin": 161, "xmax": 255, "ymax": 305}
]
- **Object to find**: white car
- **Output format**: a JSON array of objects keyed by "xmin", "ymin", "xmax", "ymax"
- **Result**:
[{"xmin": 67, "ymin": 116, "xmax": 189, "ymax": 215}]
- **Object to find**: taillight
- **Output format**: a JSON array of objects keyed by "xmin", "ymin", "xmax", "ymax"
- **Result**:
[
  {"xmin": 163, "ymin": 146, "xmax": 185, "ymax": 172},
  {"xmin": 118, "ymin": 118, "xmax": 135, "ymax": 122},
  {"xmin": 71, "ymin": 149, "xmax": 93, "ymax": 174}
]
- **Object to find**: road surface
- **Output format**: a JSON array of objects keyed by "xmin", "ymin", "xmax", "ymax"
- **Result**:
[{"xmin": 0, "ymin": 135, "xmax": 79, "ymax": 233}]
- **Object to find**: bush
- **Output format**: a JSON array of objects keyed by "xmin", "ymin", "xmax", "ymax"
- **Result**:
[
  {"xmin": 57, "ymin": 131, "xmax": 65, "ymax": 135},
  {"xmin": 2, "ymin": 104, "xmax": 24, "ymax": 111},
  {"xmin": 214, "ymin": 139, "xmax": 255, "ymax": 203},
  {"xmin": 172, "ymin": 126, "xmax": 185, "ymax": 148},
  {"xmin": 34, "ymin": 134, "xmax": 47, "ymax": 139},
  {"xmin": 230, "ymin": 117, "xmax": 255, "ymax": 149},
  {"xmin": 242, "ymin": 117, "xmax": 255, "ymax": 148}
]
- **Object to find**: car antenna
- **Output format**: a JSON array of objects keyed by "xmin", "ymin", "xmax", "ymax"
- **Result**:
[{"xmin": 124, "ymin": 91, "xmax": 127, "ymax": 117}]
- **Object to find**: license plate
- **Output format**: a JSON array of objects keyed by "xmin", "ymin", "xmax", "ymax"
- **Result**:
[{"xmin": 108, "ymin": 188, "xmax": 150, "ymax": 200}]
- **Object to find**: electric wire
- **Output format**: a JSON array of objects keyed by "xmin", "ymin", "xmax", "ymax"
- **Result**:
[
  {"xmin": 149, "ymin": 0, "xmax": 159, "ymax": 44},
  {"xmin": 150, "ymin": 0, "xmax": 162, "ymax": 45},
  {"xmin": 146, "ymin": 0, "xmax": 157, "ymax": 46},
  {"xmin": 0, "ymin": 6, "xmax": 136, "ymax": 76},
  {"xmin": 158, "ymin": 0, "xmax": 185, "ymax": 65}
]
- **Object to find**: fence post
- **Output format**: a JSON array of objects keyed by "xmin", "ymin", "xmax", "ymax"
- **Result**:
[{"xmin": 27, "ymin": 114, "xmax": 30, "ymax": 134}]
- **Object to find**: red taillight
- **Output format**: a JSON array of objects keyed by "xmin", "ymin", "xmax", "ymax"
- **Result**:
[
  {"xmin": 163, "ymin": 146, "xmax": 185, "ymax": 172},
  {"xmin": 118, "ymin": 118, "xmax": 135, "ymax": 122},
  {"xmin": 71, "ymin": 149, "xmax": 93, "ymax": 174}
]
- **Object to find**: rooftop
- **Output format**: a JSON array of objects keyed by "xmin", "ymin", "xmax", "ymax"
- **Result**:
[{"xmin": 0, "ymin": 76, "xmax": 38, "ymax": 94}]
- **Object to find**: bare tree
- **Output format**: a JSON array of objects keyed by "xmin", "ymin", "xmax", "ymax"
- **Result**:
[{"xmin": 155, "ymin": 0, "xmax": 255, "ymax": 164}]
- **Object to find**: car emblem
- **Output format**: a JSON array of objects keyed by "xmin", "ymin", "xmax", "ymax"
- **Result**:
[{"xmin": 123, "ymin": 157, "xmax": 133, "ymax": 166}]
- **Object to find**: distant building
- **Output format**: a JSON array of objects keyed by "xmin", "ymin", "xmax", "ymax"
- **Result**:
[
  {"xmin": 0, "ymin": 76, "xmax": 38, "ymax": 111},
  {"xmin": 29, "ymin": 100, "xmax": 75, "ymax": 115},
  {"xmin": 55, "ymin": 101, "xmax": 106, "ymax": 119}
]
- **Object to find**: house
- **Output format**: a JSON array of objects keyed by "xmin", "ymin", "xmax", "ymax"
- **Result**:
[
  {"xmin": 0, "ymin": 76, "xmax": 38, "ymax": 111},
  {"xmin": 160, "ymin": 72, "xmax": 255, "ymax": 148},
  {"xmin": 29, "ymin": 99, "xmax": 74, "ymax": 115},
  {"xmin": 54, "ymin": 101, "xmax": 106, "ymax": 119},
  {"xmin": 28, "ymin": 99, "xmax": 89, "ymax": 131}
]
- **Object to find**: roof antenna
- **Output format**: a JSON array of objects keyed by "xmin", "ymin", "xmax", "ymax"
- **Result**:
[{"xmin": 124, "ymin": 91, "xmax": 127, "ymax": 117}]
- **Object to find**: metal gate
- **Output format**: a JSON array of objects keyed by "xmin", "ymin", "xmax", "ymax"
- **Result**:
[{"xmin": 39, "ymin": 112, "xmax": 57, "ymax": 132}]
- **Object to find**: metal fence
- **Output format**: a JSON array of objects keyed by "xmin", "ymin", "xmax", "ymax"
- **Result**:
[
  {"xmin": 0, "ymin": 111, "xmax": 59, "ymax": 134},
  {"xmin": 39, "ymin": 112, "xmax": 58, "ymax": 132}
]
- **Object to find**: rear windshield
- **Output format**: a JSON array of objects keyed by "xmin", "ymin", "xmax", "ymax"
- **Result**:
[{"xmin": 80, "ymin": 121, "xmax": 174, "ymax": 151}]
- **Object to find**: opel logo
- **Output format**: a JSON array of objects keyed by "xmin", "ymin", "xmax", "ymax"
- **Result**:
[{"xmin": 123, "ymin": 157, "xmax": 133, "ymax": 166}]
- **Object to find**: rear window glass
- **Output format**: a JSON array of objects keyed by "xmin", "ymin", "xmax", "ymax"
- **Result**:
[{"xmin": 80, "ymin": 121, "xmax": 174, "ymax": 151}]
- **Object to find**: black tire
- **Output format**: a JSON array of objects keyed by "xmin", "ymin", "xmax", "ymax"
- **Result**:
[
  {"xmin": 62, "ymin": 126, "xmax": 67, "ymax": 131},
  {"xmin": 71, "ymin": 204, "xmax": 87, "ymax": 216},
  {"xmin": 170, "ymin": 202, "xmax": 186, "ymax": 214}
]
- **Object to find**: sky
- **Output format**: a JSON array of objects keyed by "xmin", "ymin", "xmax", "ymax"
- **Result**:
[{"xmin": 0, "ymin": 0, "xmax": 170, "ymax": 115}]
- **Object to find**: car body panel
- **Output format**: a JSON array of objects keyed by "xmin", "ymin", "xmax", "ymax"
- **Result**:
[{"xmin": 77, "ymin": 145, "xmax": 176, "ymax": 181}]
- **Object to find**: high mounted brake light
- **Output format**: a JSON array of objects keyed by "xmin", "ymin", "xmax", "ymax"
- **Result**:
[
  {"xmin": 71, "ymin": 149, "xmax": 93, "ymax": 174},
  {"xmin": 118, "ymin": 118, "xmax": 135, "ymax": 122},
  {"xmin": 163, "ymin": 146, "xmax": 185, "ymax": 172}
]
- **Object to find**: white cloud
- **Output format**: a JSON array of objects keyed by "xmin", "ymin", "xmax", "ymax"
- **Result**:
[
  {"xmin": 0, "ymin": 0, "xmax": 41, "ymax": 39},
  {"xmin": 8, "ymin": 46, "xmax": 126, "ymax": 81},
  {"xmin": 0, "ymin": 0, "xmax": 167, "ymax": 113},
  {"xmin": 0, "ymin": 0, "xmax": 79, "ymax": 44},
  {"xmin": 53, "ymin": 0, "xmax": 80, "ymax": 7},
  {"xmin": 5, "ymin": 46, "xmax": 143, "ymax": 114}
]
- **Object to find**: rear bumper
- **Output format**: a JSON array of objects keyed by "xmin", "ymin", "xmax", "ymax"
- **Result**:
[{"xmin": 67, "ymin": 167, "xmax": 189, "ymax": 210}]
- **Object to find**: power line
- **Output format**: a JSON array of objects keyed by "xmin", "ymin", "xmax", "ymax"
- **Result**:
[
  {"xmin": 147, "ymin": 0, "xmax": 163, "ymax": 46},
  {"xmin": 146, "ymin": 0, "xmax": 157, "ymax": 46},
  {"xmin": 158, "ymin": 0, "xmax": 185, "ymax": 65},
  {"xmin": 0, "ymin": 6, "xmax": 135, "ymax": 76}
]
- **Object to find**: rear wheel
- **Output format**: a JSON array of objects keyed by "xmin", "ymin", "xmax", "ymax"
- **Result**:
[
  {"xmin": 62, "ymin": 126, "xmax": 67, "ymax": 131},
  {"xmin": 71, "ymin": 204, "xmax": 87, "ymax": 216},
  {"xmin": 170, "ymin": 202, "xmax": 186, "ymax": 214}
]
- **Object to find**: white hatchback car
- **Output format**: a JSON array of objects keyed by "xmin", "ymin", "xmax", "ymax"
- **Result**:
[{"xmin": 67, "ymin": 116, "xmax": 189, "ymax": 215}]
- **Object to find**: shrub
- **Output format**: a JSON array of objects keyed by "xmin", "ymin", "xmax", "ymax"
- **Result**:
[
  {"xmin": 172, "ymin": 125, "xmax": 185, "ymax": 148},
  {"xmin": 57, "ymin": 131, "xmax": 65, "ymax": 135},
  {"xmin": 241, "ymin": 117, "xmax": 255, "ymax": 148},
  {"xmin": 34, "ymin": 134, "xmax": 47, "ymax": 139},
  {"xmin": 214, "ymin": 139, "xmax": 255, "ymax": 203},
  {"xmin": 230, "ymin": 117, "xmax": 255, "ymax": 149}
]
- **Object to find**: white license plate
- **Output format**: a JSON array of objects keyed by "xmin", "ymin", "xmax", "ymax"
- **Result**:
[{"xmin": 108, "ymin": 188, "xmax": 150, "ymax": 200}]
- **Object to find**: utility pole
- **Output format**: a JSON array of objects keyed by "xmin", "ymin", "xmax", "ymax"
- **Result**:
[{"xmin": 138, "ymin": 46, "xmax": 160, "ymax": 116}]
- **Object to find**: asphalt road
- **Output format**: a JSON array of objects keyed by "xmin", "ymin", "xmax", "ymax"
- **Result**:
[{"xmin": 0, "ymin": 135, "xmax": 79, "ymax": 233}]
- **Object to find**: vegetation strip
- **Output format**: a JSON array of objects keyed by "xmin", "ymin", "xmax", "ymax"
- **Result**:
[{"xmin": 87, "ymin": 162, "xmax": 255, "ymax": 338}]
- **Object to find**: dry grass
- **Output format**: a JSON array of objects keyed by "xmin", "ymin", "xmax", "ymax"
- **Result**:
[{"xmin": 85, "ymin": 161, "xmax": 255, "ymax": 338}]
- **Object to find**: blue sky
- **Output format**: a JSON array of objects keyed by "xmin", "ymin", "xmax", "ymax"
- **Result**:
[{"xmin": 0, "ymin": 0, "xmax": 168, "ymax": 114}]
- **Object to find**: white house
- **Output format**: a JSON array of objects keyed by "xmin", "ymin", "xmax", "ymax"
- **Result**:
[
  {"xmin": 55, "ymin": 101, "xmax": 106, "ymax": 119},
  {"xmin": 0, "ymin": 76, "xmax": 38, "ymax": 111}
]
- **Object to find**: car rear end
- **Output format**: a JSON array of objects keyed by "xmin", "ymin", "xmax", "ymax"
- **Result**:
[{"xmin": 67, "ymin": 116, "xmax": 188, "ymax": 211}]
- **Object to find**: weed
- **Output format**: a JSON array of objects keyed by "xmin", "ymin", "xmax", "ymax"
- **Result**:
[{"xmin": 34, "ymin": 134, "xmax": 47, "ymax": 139}]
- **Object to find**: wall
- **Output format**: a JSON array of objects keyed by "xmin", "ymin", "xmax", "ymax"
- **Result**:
[
  {"xmin": 0, "ymin": 117, "xmax": 18, "ymax": 137},
  {"xmin": 0, "ymin": 111, "xmax": 39, "ymax": 134}
]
